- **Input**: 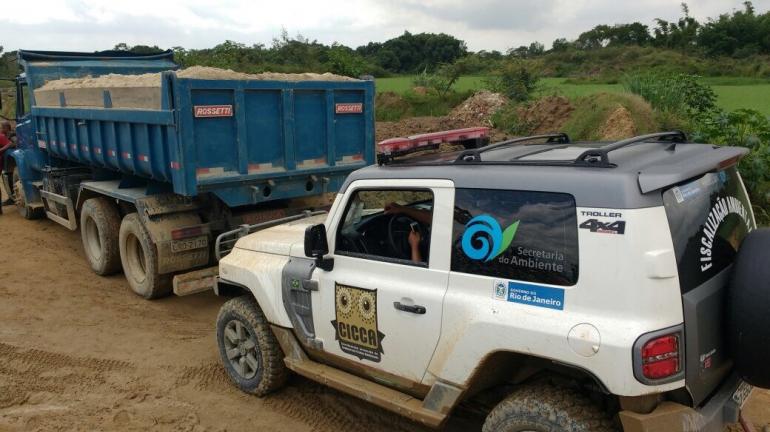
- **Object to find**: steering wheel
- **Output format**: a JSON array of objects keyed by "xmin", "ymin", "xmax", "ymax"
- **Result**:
[{"xmin": 387, "ymin": 214, "xmax": 422, "ymax": 260}]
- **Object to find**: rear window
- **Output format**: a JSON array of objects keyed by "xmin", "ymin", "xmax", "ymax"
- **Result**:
[
  {"xmin": 451, "ymin": 188, "xmax": 579, "ymax": 286},
  {"xmin": 663, "ymin": 167, "xmax": 754, "ymax": 293}
]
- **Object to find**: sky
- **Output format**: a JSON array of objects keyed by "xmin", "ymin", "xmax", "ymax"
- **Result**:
[{"xmin": 2, "ymin": 0, "xmax": 768, "ymax": 53}]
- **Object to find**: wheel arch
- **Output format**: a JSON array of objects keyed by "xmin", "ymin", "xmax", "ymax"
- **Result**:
[
  {"xmin": 217, "ymin": 249, "xmax": 295, "ymax": 328},
  {"xmin": 215, "ymin": 277, "xmax": 251, "ymax": 297},
  {"xmin": 8, "ymin": 149, "xmax": 42, "ymax": 204},
  {"xmin": 461, "ymin": 350, "xmax": 612, "ymax": 402}
]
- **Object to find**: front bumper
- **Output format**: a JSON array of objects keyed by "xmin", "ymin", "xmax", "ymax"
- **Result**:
[{"xmin": 619, "ymin": 373, "xmax": 752, "ymax": 432}]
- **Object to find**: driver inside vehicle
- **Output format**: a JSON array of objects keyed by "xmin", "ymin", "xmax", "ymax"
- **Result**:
[
  {"xmin": 384, "ymin": 202, "xmax": 431, "ymax": 262},
  {"xmin": 336, "ymin": 190, "xmax": 433, "ymax": 264}
]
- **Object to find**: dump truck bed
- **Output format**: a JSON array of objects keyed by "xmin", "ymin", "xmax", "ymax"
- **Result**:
[{"xmin": 29, "ymin": 65, "xmax": 374, "ymax": 207}]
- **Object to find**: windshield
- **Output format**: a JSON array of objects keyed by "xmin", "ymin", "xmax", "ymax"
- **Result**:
[{"xmin": 663, "ymin": 167, "xmax": 754, "ymax": 293}]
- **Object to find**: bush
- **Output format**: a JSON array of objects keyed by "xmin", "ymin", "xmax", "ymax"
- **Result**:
[
  {"xmin": 485, "ymin": 61, "xmax": 540, "ymax": 102},
  {"xmin": 623, "ymin": 72, "xmax": 717, "ymax": 120},
  {"xmin": 374, "ymin": 89, "xmax": 472, "ymax": 121},
  {"xmin": 490, "ymin": 104, "xmax": 533, "ymax": 135},
  {"xmin": 375, "ymin": 92, "xmax": 411, "ymax": 121},
  {"xmin": 411, "ymin": 63, "xmax": 462, "ymax": 98},
  {"xmin": 693, "ymin": 108, "xmax": 770, "ymax": 223},
  {"xmin": 325, "ymin": 44, "xmax": 368, "ymax": 77}
]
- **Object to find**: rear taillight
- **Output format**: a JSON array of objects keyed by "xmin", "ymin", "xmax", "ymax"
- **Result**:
[
  {"xmin": 633, "ymin": 326, "xmax": 684, "ymax": 384},
  {"xmin": 171, "ymin": 225, "xmax": 204, "ymax": 240},
  {"xmin": 641, "ymin": 334, "xmax": 680, "ymax": 380}
]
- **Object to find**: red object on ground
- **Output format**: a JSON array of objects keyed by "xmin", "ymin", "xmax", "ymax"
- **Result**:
[
  {"xmin": 0, "ymin": 133, "xmax": 11, "ymax": 160},
  {"xmin": 739, "ymin": 412, "xmax": 756, "ymax": 432},
  {"xmin": 377, "ymin": 127, "xmax": 490, "ymax": 156}
]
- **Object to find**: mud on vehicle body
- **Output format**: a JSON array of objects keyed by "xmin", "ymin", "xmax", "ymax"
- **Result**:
[{"xmin": 215, "ymin": 131, "xmax": 770, "ymax": 432}]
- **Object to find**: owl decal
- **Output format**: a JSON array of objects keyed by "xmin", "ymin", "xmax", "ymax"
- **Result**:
[{"xmin": 331, "ymin": 283, "xmax": 385, "ymax": 362}]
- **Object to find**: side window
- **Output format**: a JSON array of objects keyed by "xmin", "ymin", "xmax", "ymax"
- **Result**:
[
  {"xmin": 17, "ymin": 81, "xmax": 31, "ymax": 118},
  {"xmin": 336, "ymin": 189, "xmax": 433, "ymax": 265},
  {"xmin": 662, "ymin": 167, "xmax": 753, "ymax": 293},
  {"xmin": 451, "ymin": 188, "xmax": 579, "ymax": 286}
]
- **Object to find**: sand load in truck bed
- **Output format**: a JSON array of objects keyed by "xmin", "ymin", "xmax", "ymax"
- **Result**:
[{"xmin": 34, "ymin": 66, "xmax": 360, "ymax": 110}]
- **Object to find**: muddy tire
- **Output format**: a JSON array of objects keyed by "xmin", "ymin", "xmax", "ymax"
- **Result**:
[
  {"xmin": 482, "ymin": 383, "xmax": 617, "ymax": 432},
  {"xmin": 80, "ymin": 197, "xmax": 122, "ymax": 275},
  {"xmin": 216, "ymin": 295, "xmax": 288, "ymax": 396},
  {"xmin": 729, "ymin": 228, "xmax": 770, "ymax": 388},
  {"xmin": 118, "ymin": 213, "xmax": 171, "ymax": 299},
  {"xmin": 12, "ymin": 168, "xmax": 43, "ymax": 220}
]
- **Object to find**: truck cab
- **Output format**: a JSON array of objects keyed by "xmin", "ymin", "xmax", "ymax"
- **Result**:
[{"xmin": 1, "ymin": 73, "xmax": 37, "ymax": 212}]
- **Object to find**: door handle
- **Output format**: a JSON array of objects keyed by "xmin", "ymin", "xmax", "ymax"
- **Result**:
[{"xmin": 393, "ymin": 302, "xmax": 426, "ymax": 314}]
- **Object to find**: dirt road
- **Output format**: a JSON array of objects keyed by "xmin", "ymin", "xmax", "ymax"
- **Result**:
[{"xmin": 0, "ymin": 198, "xmax": 768, "ymax": 431}]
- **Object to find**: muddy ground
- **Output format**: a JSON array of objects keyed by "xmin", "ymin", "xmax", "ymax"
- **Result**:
[{"xmin": 0, "ymin": 196, "xmax": 768, "ymax": 431}]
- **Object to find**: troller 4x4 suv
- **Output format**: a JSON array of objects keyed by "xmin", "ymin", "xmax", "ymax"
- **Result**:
[{"xmin": 212, "ymin": 131, "xmax": 769, "ymax": 432}]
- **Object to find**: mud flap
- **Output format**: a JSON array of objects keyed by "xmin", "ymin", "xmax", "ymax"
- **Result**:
[{"xmin": 281, "ymin": 258, "xmax": 319, "ymax": 349}]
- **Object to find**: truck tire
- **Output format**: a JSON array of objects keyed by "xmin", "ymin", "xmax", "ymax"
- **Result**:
[
  {"xmin": 482, "ymin": 383, "xmax": 617, "ymax": 432},
  {"xmin": 80, "ymin": 197, "xmax": 122, "ymax": 275},
  {"xmin": 216, "ymin": 295, "xmax": 288, "ymax": 396},
  {"xmin": 118, "ymin": 213, "xmax": 171, "ymax": 299},
  {"xmin": 729, "ymin": 228, "xmax": 770, "ymax": 388},
  {"xmin": 12, "ymin": 168, "xmax": 43, "ymax": 220}
]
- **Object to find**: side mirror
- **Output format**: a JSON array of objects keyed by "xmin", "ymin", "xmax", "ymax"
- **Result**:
[{"xmin": 304, "ymin": 224, "xmax": 333, "ymax": 271}]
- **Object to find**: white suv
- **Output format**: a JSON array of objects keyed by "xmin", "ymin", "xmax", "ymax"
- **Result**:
[{"xmin": 213, "ymin": 132, "xmax": 768, "ymax": 432}]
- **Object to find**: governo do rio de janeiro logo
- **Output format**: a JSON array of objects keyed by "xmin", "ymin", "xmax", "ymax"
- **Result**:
[{"xmin": 461, "ymin": 215, "xmax": 519, "ymax": 262}]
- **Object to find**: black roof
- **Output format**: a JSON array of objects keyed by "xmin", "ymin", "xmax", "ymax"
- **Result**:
[
  {"xmin": 18, "ymin": 49, "xmax": 175, "ymax": 62},
  {"xmin": 346, "ymin": 132, "xmax": 748, "ymax": 209}
]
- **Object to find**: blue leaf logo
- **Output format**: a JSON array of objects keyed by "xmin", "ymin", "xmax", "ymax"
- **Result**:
[{"xmin": 461, "ymin": 215, "xmax": 519, "ymax": 262}]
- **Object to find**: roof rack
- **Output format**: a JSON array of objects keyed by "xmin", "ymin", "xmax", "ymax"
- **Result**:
[
  {"xmin": 455, "ymin": 132, "xmax": 570, "ymax": 163},
  {"xmin": 573, "ymin": 131, "xmax": 687, "ymax": 167},
  {"xmin": 452, "ymin": 130, "xmax": 687, "ymax": 168},
  {"xmin": 379, "ymin": 130, "xmax": 688, "ymax": 168}
]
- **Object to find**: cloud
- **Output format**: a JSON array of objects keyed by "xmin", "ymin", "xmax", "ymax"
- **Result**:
[
  {"xmin": 0, "ymin": 0, "xmax": 768, "ymax": 53},
  {"xmin": 387, "ymin": 0, "xmax": 560, "ymax": 31}
]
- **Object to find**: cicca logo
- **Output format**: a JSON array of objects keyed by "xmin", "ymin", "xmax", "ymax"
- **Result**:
[{"xmin": 461, "ymin": 215, "xmax": 519, "ymax": 262}]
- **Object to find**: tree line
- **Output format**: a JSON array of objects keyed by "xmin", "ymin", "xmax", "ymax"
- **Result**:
[
  {"xmin": 0, "ymin": 1, "xmax": 768, "ymax": 80},
  {"xmin": 543, "ymin": 2, "xmax": 770, "ymax": 58},
  {"xmin": 168, "ymin": 1, "xmax": 770, "ymax": 76}
]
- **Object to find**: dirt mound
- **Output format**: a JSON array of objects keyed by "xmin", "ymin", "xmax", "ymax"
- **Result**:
[
  {"xmin": 38, "ymin": 72, "xmax": 161, "ymax": 90},
  {"xmin": 38, "ymin": 66, "xmax": 357, "ymax": 91},
  {"xmin": 561, "ymin": 93, "xmax": 658, "ymax": 141},
  {"xmin": 515, "ymin": 96, "xmax": 574, "ymax": 134},
  {"xmin": 598, "ymin": 106, "xmax": 637, "ymax": 140},
  {"xmin": 376, "ymin": 116, "xmax": 449, "ymax": 142},
  {"xmin": 176, "ymin": 65, "xmax": 359, "ymax": 82},
  {"xmin": 447, "ymin": 91, "xmax": 507, "ymax": 127}
]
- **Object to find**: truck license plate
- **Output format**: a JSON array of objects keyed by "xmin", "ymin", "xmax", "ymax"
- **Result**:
[
  {"xmin": 732, "ymin": 381, "xmax": 753, "ymax": 408},
  {"xmin": 171, "ymin": 236, "xmax": 208, "ymax": 253}
]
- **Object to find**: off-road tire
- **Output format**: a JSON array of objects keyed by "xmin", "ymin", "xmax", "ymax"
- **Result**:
[
  {"xmin": 729, "ymin": 228, "xmax": 770, "ymax": 388},
  {"xmin": 12, "ymin": 168, "xmax": 43, "ymax": 220},
  {"xmin": 118, "ymin": 213, "xmax": 171, "ymax": 299},
  {"xmin": 482, "ymin": 383, "xmax": 617, "ymax": 432},
  {"xmin": 216, "ymin": 295, "xmax": 288, "ymax": 396},
  {"xmin": 80, "ymin": 197, "xmax": 122, "ymax": 275}
]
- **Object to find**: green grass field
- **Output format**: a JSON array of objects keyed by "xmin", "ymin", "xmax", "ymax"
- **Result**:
[{"xmin": 376, "ymin": 76, "xmax": 770, "ymax": 116}]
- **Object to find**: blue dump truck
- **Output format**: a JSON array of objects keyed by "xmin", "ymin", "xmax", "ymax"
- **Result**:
[{"xmin": 1, "ymin": 50, "xmax": 374, "ymax": 298}]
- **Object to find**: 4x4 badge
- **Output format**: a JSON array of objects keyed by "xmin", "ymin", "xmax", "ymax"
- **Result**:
[{"xmin": 579, "ymin": 219, "xmax": 626, "ymax": 235}]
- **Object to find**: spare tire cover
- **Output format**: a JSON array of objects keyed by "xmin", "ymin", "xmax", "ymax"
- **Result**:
[{"xmin": 729, "ymin": 228, "xmax": 770, "ymax": 388}]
